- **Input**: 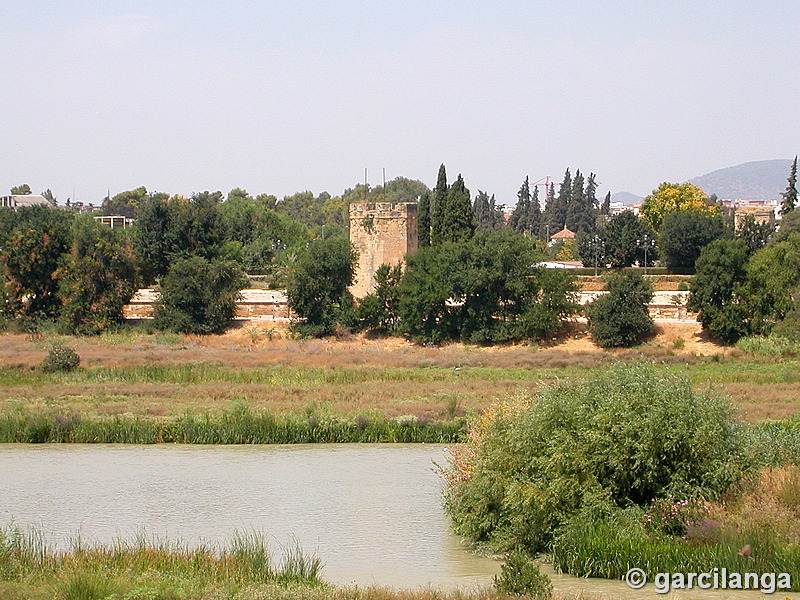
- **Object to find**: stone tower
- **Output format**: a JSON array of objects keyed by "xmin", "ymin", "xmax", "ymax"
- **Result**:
[{"xmin": 349, "ymin": 202, "xmax": 418, "ymax": 298}]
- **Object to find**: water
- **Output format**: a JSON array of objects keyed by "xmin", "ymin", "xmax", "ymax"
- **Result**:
[
  {"xmin": 0, "ymin": 443, "xmax": 498, "ymax": 588},
  {"xmin": 0, "ymin": 444, "xmax": 794, "ymax": 598}
]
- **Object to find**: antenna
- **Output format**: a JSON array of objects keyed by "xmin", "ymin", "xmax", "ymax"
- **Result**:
[{"xmin": 383, "ymin": 168, "xmax": 386, "ymax": 202}]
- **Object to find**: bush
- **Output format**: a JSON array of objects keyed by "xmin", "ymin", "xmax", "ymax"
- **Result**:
[
  {"xmin": 493, "ymin": 550, "xmax": 552, "ymax": 599},
  {"xmin": 444, "ymin": 364, "xmax": 747, "ymax": 553},
  {"xmin": 40, "ymin": 345, "xmax": 80, "ymax": 372},
  {"xmin": 586, "ymin": 270, "xmax": 654, "ymax": 347},
  {"xmin": 287, "ymin": 237, "xmax": 357, "ymax": 338},
  {"xmin": 153, "ymin": 257, "xmax": 247, "ymax": 335}
]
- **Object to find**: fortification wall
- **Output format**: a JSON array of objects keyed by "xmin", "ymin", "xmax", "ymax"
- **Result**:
[{"xmin": 349, "ymin": 202, "xmax": 418, "ymax": 298}]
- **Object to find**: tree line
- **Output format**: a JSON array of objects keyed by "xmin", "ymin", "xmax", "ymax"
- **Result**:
[{"xmin": 2, "ymin": 156, "xmax": 797, "ymax": 346}]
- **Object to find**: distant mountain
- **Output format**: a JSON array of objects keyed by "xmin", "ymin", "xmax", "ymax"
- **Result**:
[
  {"xmin": 689, "ymin": 159, "xmax": 792, "ymax": 201},
  {"xmin": 611, "ymin": 191, "xmax": 643, "ymax": 205}
]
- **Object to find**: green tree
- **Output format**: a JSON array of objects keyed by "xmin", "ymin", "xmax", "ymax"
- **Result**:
[
  {"xmin": 10, "ymin": 184, "xmax": 32, "ymax": 195},
  {"xmin": 600, "ymin": 210, "xmax": 654, "ymax": 268},
  {"xmin": 430, "ymin": 164, "xmax": 449, "ymax": 244},
  {"xmin": 586, "ymin": 270, "xmax": 654, "ymax": 347},
  {"xmin": 417, "ymin": 191, "xmax": 431, "ymax": 247},
  {"xmin": 510, "ymin": 177, "xmax": 542, "ymax": 237},
  {"xmin": 743, "ymin": 234, "xmax": 800, "ymax": 334},
  {"xmin": 56, "ymin": 217, "xmax": 138, "ymax": 335},
  {"xmin": 102, "ymin": 186, "xmax": 162, "ymax": 219},
  {"xmin": 0, "ymin": 206, "xmax": 72, "ymax": 320},
  {"xmin": 472, "ymin": 190, "xmax": 504, "ymax": 231},
  {"xmin": 659, "ymin": 209, "xmax": 726, "ymax": 269},
  {"xmin": 133, "ymin": 192, "xmax": 225, "ymax": 282},
  {"xmin": 399, "ymin": 230, "xmax": 577, "ymax": 344},
  {"xmin": 735, "ymin": 214, "xmax": 774, "ymax": 255},
  {"xmin": 356, "ymin": 263, "xmax": 404, "ymax": 333},
  {"xmin": 772, "ymin": 208, "xmax": 800, "ymax": 244},
  {"xmin": 780, "ymin": 156, "xmax": 798, "ymax": 215},
  {"xmin": 545, "ymin": 169, "xmax": 571, "ymax": 233},
  {"xmin": 437, "ymin": 174, "xmax": 476, "ymax": 244},
  {"xmin": 601, "ymin": 191, "xmax": 611, "ymax": 216},
  {"xmin": 641, "ymin": 182, "xmax": 718, "ymax": 232},
  {"xmin": 286, "ymin": 237, "xmax": 357, "ymax": 337},
  {"xmin": 152, "ymin": 256, "xmax": 247, "ymax": 334},
  {"xmin": 688, "ymin": 238, "xmax": 751, "ymax": 343}
]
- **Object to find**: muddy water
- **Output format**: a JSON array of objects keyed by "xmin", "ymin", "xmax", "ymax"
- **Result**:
[{"xmin": 0, "ymin": 444, "xmax": 794, "ymax": 598}]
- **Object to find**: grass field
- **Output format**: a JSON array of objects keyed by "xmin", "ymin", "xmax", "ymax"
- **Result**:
[{"xmin": 1, "ymin": 322, "xmax": 799, "ymax": 425}]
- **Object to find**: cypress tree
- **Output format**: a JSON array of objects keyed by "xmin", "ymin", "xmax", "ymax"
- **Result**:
[
  {"xmin": 418, "ymin": 191, "xmax": 431, "ymax": 247},
  {"xmin": 601, "ymin": 191, "xmax": 612, "ymax": 216},
  {"xmin": 510, "ymin": 176, "xmax": 531, "ymax": 233},
  {"xmin": 549, "ymin": 169, "xmax": 571, "ymax": 232},
  {"xmin": 781, "ymin": 156, "xmax": 798, "ymax": 215},
  {"xmin": 529, "ymin": 185, "xmax": 542, "ymax": 239},
  {"xmin": 431, "ymin": 164, "xmax": 448, "ymax": 244},
  {"xmin": 439, "ymin": 174, "xmax": 475, "ymax": 243}
]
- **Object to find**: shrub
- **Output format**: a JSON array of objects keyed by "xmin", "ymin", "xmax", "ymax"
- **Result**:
[
  {"xmin": 152, "ymin": 257, "xmax": 247, "ymax": 335},
  {"xmin": 444, "ymin": 364, "xmax": 746, "ymax": 553},
  {"xmin": 586, "ymin": 270, "xmax": 654, "ymax": 347},
  {"xmin": 493, "ymin": 550, "xmax": 552, "ymax": 598},
  {"xmin": 40, "ymin": 345, "xmax": 80, "ymax": 372},
  {"xmin": 287, "ymin": 237, "xmax": 357, "ymax": 338}
]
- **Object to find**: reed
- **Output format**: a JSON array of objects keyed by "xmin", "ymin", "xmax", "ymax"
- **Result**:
[{"xmin": 0, "ymin": 407, "xmax": 467, "ymax": 444}]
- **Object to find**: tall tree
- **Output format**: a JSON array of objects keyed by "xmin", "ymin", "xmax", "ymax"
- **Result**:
[
  {"xmin": 417, "ymin": 191, "xmax": 431, "ymax": 247},
  {"xmin": 473, "ymin": 190, "xmax": 503, "ymax": 231},
  {"xmin": 57, "ymin": 216, "xmax": 137, "ymax": 335},
  {"xmin": 431, "ymin": 164, "xmax": 449, "ymax": 244},
  {"xmin": 547, "ymin": 169, "xmax": 572, "ymax": 233},
  {"xmin": 0, "ymin": 206, "xmax": 72, "ymax": 319},
  {"xmin": 601, "ymin": 191, "xmax": 611, "ymax": 216},
  {"xmin": 781, "ymin": 156, "xmax": 798, "ymax": 215},
  {"xmin": 438, "ymin": 175, "xmax": 476, "ymax": 244},
  {"xmin": 510, "ymin": 177, "xmax": 531, "ymax": 233}
]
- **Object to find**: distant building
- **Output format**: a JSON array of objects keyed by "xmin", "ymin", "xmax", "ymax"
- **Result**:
[
  {"xmin": 549, "ymin": 227, "xmax": 576, "ymax": 246},
  {"xmin": 720, "ymin": 198, "xmax": 778, "ymax": 228},
  {"xmin": 94, "ymin": 215, "xmax": 134, "ymax": 229},
  {"xmin": 0, "ymin": 194, "xmax": 51, "ymax": 209}
]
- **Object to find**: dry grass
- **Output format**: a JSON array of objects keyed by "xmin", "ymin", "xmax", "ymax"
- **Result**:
[{"xmin": 2, "ymin": 323, "xmax": 799, "ymax": 423}]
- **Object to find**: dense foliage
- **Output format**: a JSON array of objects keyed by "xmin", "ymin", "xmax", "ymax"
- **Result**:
[
  {"xmin": 586, "ymin": 270, "xmax": 654, "ymax": 347},
  {"xmin": 658, "ymin": 209, "xmax": 726, "ymax": 269},
  {"xmin": 152, "ymin": 257, "xmax": 248, "ymax": 334},
  {"xmin": 0, "ymin": 206, "xmax": 72, "ymax": 321},
  {"xmin": 57, "ymin": 217, "xmax": 138, "ymax": 335},
  {"xmin": 444, "ymin": 365, "xmax": 747, "ymax": 553},
  {"xmin": 399, "ymin": 230, "xmax": 578, "ymax": 344},
  {"xmin": 286, "ymin": 237, "xmax": 357, "ymax": 337}
]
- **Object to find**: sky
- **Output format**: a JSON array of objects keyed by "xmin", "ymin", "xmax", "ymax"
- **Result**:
[{"xmin": 2, "ymin": 1, "xmax": 798, "ymax": 208}]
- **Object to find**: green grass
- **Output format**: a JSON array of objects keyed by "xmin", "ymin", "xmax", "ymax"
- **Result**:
[
  {"xmin": 551, "ymin": 510, "xmax": 800, "ymax": 590},
  {"xmin": 0, "ymin": 406, "xmax": 467, "ymax": 444},
  {"xmin": 3, "ymin": 355, "xmax": 800, "ymax": 388}
]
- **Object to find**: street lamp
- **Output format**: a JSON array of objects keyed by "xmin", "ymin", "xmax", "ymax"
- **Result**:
[
  {"xmin": 637, "ymin": 235, "xmax": 655, "ymax": 275},
  {"xmin": 590, "ymin": 235, "xmax": 603, "ymax": 276}
]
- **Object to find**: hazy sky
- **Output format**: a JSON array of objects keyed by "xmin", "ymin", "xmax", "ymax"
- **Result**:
[{"xmin": 2, "ymin": 1, "xmax": 798, "ymax": 207}]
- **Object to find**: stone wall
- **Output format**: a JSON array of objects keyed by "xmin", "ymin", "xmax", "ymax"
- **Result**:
[{"xmin": 349, "ymin": 202, "xmax": 418, "ymax": 298}]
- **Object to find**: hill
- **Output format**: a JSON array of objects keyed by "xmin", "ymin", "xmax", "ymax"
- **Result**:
[
  {"xmin": 611, "ymin": 191, "xmax": 643, "ymax": 205},
  {"xmin": 688, "ymin": 158, "xmax": 792, "ymax": 200}
]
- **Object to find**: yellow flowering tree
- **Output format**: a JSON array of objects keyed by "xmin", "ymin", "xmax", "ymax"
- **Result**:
[{"xmin": 641, "ymin": 182, "xmax": 719, "ymax": 232}]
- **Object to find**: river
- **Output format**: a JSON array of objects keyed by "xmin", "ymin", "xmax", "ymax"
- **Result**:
[{"xmin": 0, "ymin": 444, "xmax": 792, "ymax": 598}]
